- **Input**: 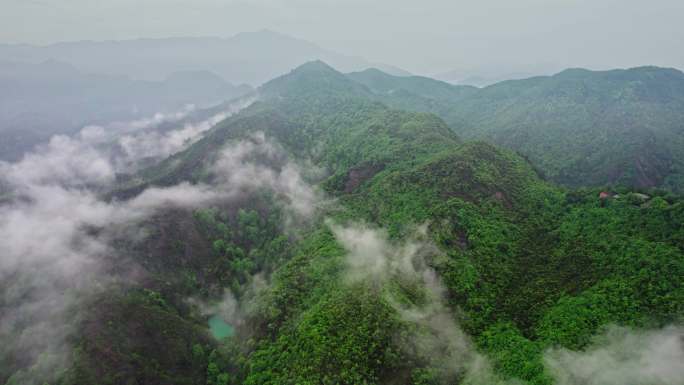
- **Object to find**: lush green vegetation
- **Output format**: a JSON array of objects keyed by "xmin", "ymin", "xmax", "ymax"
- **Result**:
[
  {"xmin": 4, "ymin": 61, "xmax": 682, "ymax": 385},
  {"xmin": 349, "ymin": 66, "xmax": 684, "ymax": 192}
]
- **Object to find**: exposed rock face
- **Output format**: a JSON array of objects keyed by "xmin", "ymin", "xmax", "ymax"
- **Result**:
[{"xmin": 343, "ymin": 163, "xmax": 385, "ymax": 193}]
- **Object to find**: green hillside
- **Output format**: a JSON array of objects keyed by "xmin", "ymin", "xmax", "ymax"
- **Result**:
[
  {"xmin": 348, "ymin": 66, "xmax": 684, "ymax": 192},
  {"xmin": 3, "ymin": 62, "xmax": 682, "ymax": 385}
]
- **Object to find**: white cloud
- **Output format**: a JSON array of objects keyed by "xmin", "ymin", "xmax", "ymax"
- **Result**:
[
  {"xmin": 545, "ymin": 325, "xmax": 684, "ymax": 385},
  {"xmin": 0, "ymin": 98, "xmax": 316, "ymax": 382},
  {"xmin": 328, "ymin": 221, "xmax": 505, "ymax": 383}
]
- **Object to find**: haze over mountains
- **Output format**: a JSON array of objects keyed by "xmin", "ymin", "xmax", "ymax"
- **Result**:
[
  {"xmin": 3, "ymin": 28, "xmax": 684, "ymax": 192},
  {"xmin": 5, "ymin": 29, "xmax": 684, "ymax": 192},
  {"xmin": 1, "ymin": 19, "xmax": 684, "ymax": 385},
  {"xmin": 0, "ymin": 30, "xmax": 410, "ymax": 85},
  {"xmin": 0, "ymin": 59, "xmax": 253, "ymax": 161},
  {"xmin": 434, "ymin": 69, "xmax": 548, "ymax": 87},
  {"xmin": 0, "ymin": 30, "xmax": 412, "ymax": 161}
]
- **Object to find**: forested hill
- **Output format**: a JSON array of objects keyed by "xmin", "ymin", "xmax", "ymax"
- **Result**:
[
  {"xmin": 348, "ymin": 66, "xmax": 684, "ymax": 192},
  {"xmin": 118, "ymin": 60, "xmax": 460, "ymax": 192},
  {"xmin": 2, "ymin": 61, "xmax": 682, "ymax": 385}
]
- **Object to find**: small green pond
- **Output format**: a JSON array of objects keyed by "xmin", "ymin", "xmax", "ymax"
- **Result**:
[{"xmin": 208, "ymin": 315, "xmax": 234, "ymax": 339}]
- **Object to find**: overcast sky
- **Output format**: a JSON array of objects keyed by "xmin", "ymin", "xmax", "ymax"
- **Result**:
[{"xmin": 2, "ymin": 0, "xmax": 683, "ymax": 75}]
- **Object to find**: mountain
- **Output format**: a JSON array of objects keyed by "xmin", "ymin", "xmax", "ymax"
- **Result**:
[
  {"xmin": 0, "ymin": 61, "xmax": 684, "ymax": 385},
  {"xmin": 3, "ymin": 61, "xmax": 680, "ymax": 385},
  {"xmin": 349, "ymin": 66, "xmax": 684, "ymax": 192},
  {"xmin": 114, "ymin": 61, "xmax": 455, "ymax": 194},
  {"xmin": 347, "ymin": 67, "xmax": 477, "ymax": 115},
  {"xmin": 434, "ymin": 69, "xmax": 547, "ymax": 87},
  {"xmin": 0, "ymin": 59, "xmax": 253, "ymax": 161},
  {"xmin": 0, "ymin": 30, "xmax": 411, "ymax": 85}
]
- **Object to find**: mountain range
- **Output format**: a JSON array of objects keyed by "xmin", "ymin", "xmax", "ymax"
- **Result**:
[
  {"xmin": 348, "ymin": 65, "xmax": 684, "ymax": 192},
  {"xmin": 433, "ymin": 69, "xmax": 548, "ymax": 87},
  {"xmin": 1, "ymin": 60, "xmax": 681, "ymax": 385},
  {"xmin": 0, "ymin": 30, "xmax": 411, "ymax": 85},
  {"xmin": 0, "ymin": 30, "xmax": 410, "ymax": 162},
  {"xmin": 0, "ymin": 59, "xmax": 253, "ymax": 161},
  {"xmin": 8, "ymin": 32, "xmax": 683, "ymax": 194}
]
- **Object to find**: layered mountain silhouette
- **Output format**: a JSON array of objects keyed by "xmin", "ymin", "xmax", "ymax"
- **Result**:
[{"xmin": 0, "ymin": 30, "xmax": 411, "ymax": 85}]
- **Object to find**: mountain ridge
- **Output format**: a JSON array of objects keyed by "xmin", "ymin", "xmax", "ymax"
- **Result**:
[
  {"xmin": 347, "ymin": 64, "xmax": 684, "ymax": 191},
  {"xmin": 0, "ymin": 30, "xmax": 412, "ymax": 85}
]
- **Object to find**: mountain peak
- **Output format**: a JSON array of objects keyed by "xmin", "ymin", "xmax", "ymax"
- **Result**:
[
  {"xmin": 292, "ymin": 60, "xmax": 338, "ymax": 73},
  {"xmin": 554, "ymin": 65, "xmax": 684, "ymax": 80},
  {"xmin": 352, "ymin": 67, "xmax": 391, "ymax": 76},
  {"xmin": 259, "ymin": 60, "xmax": 371, "ymax": 101}
]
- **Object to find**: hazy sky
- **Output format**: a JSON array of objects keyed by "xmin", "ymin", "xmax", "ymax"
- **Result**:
[{"xmin": 3, "ymin": 0, "xmax": 684, "ymax": 74}]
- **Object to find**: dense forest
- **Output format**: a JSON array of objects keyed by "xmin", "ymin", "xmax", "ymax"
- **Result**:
[
  {"xmin": 349, "ymin": 66, "xmax": 684, "ymax": 192},
  {"xmin": 1, "ymin": 61, "xmax": 682, "ymax": 385}
]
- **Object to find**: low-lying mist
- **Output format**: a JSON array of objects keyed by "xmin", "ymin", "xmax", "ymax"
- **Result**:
[
  {"xmin": 0, "ymin": 96, "xmax": 327, "ymax": 382},
  {"xmin": 329, "ymin": 221, "xmax": 684, "ymax": 385},
  {"xmin": 1, "ymin": 92, "xmax": 682, "ymax": 384}
]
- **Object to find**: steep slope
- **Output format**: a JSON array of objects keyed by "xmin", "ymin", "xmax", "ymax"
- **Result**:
[
  {"xmin": 118, "ymin": 61, "xmax": 456, "ymax": 193},
  {"xmin": 348, "ymin": 66, "xmax": 684, "ymax": 192}
]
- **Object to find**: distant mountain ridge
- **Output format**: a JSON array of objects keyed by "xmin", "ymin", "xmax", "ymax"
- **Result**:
[
  {"xmin": 434, "ymin": 69, "xmax": 550, "ymax": 87},
  {"xmin": 0, "ymin": 59, "xmax": 252, "ymax": 161},
  {"xmin": 0, "ymin": 30, "xmax": 410, "ymax": 162},
  {"xmin": 0, "ymin": 30, "xmax": 411, "ymax": 85}
]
